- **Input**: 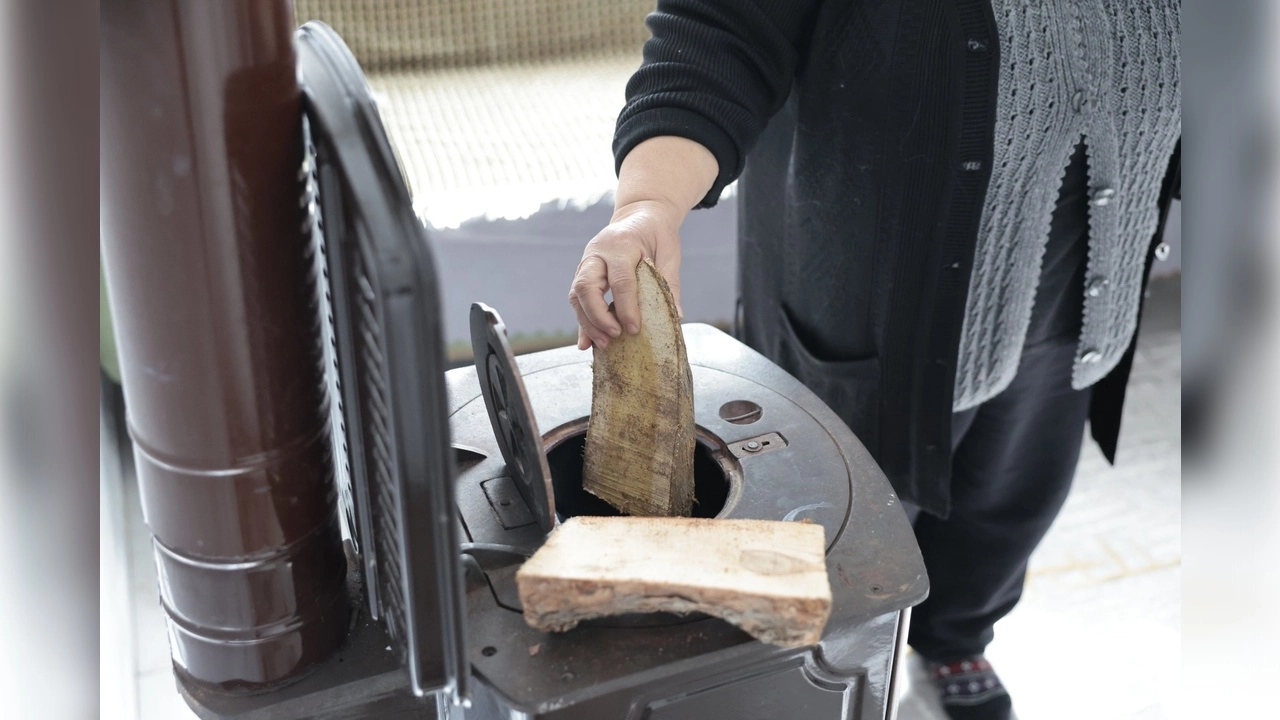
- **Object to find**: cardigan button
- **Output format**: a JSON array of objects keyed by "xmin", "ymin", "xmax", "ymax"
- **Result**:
[
  {"xmin": 961, "ymin": 160, "xmax": 983, "ymax": 172},
  {"xmin": 1080, "ymin": 350, "xmax": 1102, "ymax": 364},
  {"xmin": 1086, "ymin": 276, "xmax": 1108, "ymax": 297},
  {"xmin": 966, "ymin": 38, "xmax": 989, "ymax": 53},
  {"xmin": 1071, "ymin": 90, "xmax": 1089, "ymax": 113},
  {"xmin": 1154, "ymin": 242, "xmax": 1172, "ymax": 261},
  {"xmin": 1089, "ymin": 187, "xmax": 1116, "ymax": 206}
]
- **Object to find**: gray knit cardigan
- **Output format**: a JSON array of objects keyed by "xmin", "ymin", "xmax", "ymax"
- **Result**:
[{"xmin": 953, "ymin": 0, "xmax": 1181, "ymax": 410}]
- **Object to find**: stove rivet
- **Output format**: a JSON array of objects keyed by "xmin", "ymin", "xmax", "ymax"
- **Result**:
[{"xmin": 745, "ymin": 440, "xmax": 762, "ymax": 452}]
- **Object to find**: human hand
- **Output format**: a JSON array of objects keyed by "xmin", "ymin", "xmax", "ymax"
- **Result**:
[{"xmin": 569, "ymin": 199, "xmax": 683, "ymax": 350}]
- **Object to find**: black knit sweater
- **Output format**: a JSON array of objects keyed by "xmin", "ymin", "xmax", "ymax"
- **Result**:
[
  {"xmin": 615, "ymin": 0, "xmax": 821, "ymax": 208},
  {"xmin": 610, "ymin": 0, "xmax": 1180, "ymax": 516}
]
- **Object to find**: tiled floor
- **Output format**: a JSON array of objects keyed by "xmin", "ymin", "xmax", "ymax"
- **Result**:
[{"xmin": 105, "ymin": 285, "xmax": 1181, "ymax": 720}]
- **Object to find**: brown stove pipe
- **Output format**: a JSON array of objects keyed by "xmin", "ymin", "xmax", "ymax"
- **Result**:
[{"xmin": 101, "ymin": 0, "xmax": 349, "ymax": 691}]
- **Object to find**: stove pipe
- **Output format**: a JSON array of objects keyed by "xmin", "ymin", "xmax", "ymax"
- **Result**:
[{"xmin": 101, "ymin": 0, "xmax": 349, "ymax": 691}]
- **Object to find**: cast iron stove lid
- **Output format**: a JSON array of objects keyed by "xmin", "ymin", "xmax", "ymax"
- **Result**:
[
  {"xmin": 298, "ymin": 20, "xmax": 468, "ymax": 702},
  {"xmin": 470, "ymin": 303, "xmax": 557, "ymax": 533}
]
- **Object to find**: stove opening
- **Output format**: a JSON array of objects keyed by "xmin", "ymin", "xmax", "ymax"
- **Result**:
[{"xmin": 545, "ymin": 428, "xmax": 732, "ymax": 520}]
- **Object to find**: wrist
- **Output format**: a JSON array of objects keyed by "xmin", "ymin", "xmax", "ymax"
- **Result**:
[
  {"xmin": 610, "ymin": 197, "xmax": 686, "ymax": 229},
  {"xmin": 613, "ymin": 136, "xmax": 717, "ymax": 220}
]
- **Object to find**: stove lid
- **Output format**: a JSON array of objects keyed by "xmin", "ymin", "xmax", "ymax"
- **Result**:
[
  {"xmin": 470, "ymin": 303, "xmax": 557, "ymax": 533},
  {"xmin": 297, "ymin": 21, "xmax": 469, "ymax": 703}
]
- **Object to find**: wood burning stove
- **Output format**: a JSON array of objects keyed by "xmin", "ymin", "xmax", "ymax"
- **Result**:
[{"xmin": 105, "ymin": 10, "xmax": 927, "ymax": 719}]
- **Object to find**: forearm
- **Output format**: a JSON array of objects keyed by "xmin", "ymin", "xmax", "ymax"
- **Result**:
[
  {"xmin": 613, "ymin": 136, "xmax": 719, "ymax": 221},
  {"xmin": 613, "ymin": 0, "xmax": 822, "ymax": 208}
]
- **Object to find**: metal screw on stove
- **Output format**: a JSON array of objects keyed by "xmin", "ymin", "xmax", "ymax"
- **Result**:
[{"xmin": 744, "ymin": 440, "xmax": 762, "ymax": 453}]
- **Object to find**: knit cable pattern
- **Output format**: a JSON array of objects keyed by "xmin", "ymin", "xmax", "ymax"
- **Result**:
[{"xmin": 953, "ymin": 0, "xmax": 1180, "ymax": 410}]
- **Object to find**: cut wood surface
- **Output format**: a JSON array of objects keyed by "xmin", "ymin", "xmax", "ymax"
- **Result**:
[
  {"xmin": 516, "ymin": 517, "xmax": 833, "ymax": 648},
  {"xmin": 583, "ymin": 258, "xmax": 695, "ymax": 517}
]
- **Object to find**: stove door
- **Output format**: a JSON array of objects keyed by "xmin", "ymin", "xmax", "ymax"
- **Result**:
[
  {"xmin": 298, "ymin": 21, "xmax": 469, "ymax": 704},
  {"xmin": 470, "ymin": 303, "xmax": 558, "ymax": 534}
]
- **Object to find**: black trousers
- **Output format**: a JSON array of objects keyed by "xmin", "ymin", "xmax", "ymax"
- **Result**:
[
  {"xmin": 906, "ymin": 339, "xmax": 1093, "ymax": 659},
  {"xmin": 904, "ymin": 143, "xmax": 1095, "ymax": 660}
]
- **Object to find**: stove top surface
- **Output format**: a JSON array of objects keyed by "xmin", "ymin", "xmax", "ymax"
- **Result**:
[{"xmin": 444, "ymin": 323, "xmax": 926, "ymax": 711}]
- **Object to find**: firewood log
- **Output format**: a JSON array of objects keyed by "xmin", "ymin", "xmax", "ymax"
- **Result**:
[
  {"xmin": 583, "ymin": 258, "xmax": 695, "ymax": 517},
  {"xmin": 516, "ymin": 517, "xmax": 832, "ymax": 648}
]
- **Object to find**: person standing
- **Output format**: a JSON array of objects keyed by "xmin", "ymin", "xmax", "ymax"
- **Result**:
[{"xmin": 568, "ymin": 1, "xmax": 1180, "ymax": 718}]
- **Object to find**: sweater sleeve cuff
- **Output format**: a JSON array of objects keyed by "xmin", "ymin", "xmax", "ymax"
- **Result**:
[{"xmin": 613, "ymin": 107, "xmax": 741, "ymax": 209}]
